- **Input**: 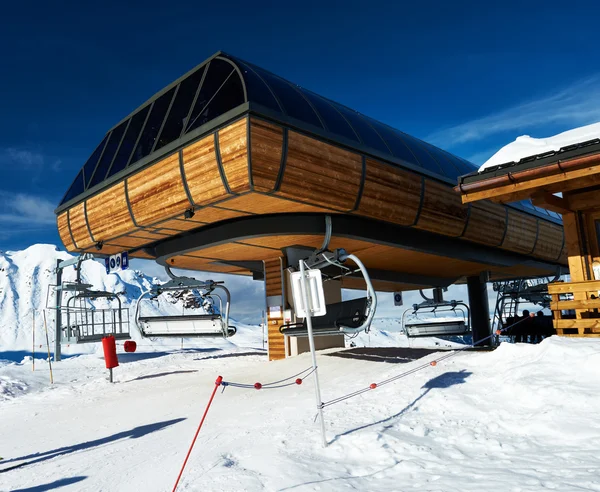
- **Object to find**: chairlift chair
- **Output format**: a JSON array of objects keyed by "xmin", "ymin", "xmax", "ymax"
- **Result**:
[
  {"xmin": 403, "ymin": 296, "xmax": 471, "ymax": 338},
  {"xmin": 135, "ymin": 276, "xmax": 236, "ymax": 339},
  {"xmin": 280, "ymin": 249, "xmax": 377, "ymax": 337}
]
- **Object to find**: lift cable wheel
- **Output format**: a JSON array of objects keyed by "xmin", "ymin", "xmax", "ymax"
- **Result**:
[{"xmin": 134, "ymin": 268, "xmax": 235, "ymax": 339}]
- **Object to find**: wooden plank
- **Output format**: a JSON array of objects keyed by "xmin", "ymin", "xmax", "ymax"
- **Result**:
[
  {"xmin": 462, "ymin": 201, "xmax": 506, "ymax": 246},
  {"xmin": 57, "ymin": 212, "xmax": 75, "ymax": 251},
  {"xmin": 551, "ymin": 299, "xmax": 600, "ymax": 310},
  {"xmin": 128, "ymin": 153, "xmax": 191, "ymax": 226},
  {"xmin": 562, "ymin": 213, "xmax": 586, "ymax": 282},
  {"xmin": 105, "ymin": 236, "xmax": 153, "ymax": 248},
  {"xmin": 250, "ymin": 118, "xmax": 283, "ymax": 192},
  {"xmin": 501, "ymin": 209, "xmax": 538, "ymax": 255},
  {"xmin": 156, "ymin": 218, "xmax": 205, "ymax": 232},
  {"xmin": 68, "ymin": 202, "xmax": 94, "ymax": 249},
  {"xmin": 531, "ymin": 191, "xmax": 571, "ymax": 215},
  {"xmin": 217, "ymin": 194, "xmax": 328, "ymax": 215},
  {"xmin": 277, "ymin": 131, "xmax": 362, "ymax": 211},
  {"xmin": 265, "ymin": 257, "xmax": 285, "ymax": 360},
  {"xmin": 567, "ymin": 187, "xmax": 600, "ymax": 211},
  {"xmin": 86, "ymin": 182, "xmax": 137, "ymax": 242},
  {"xmin": 555, "ymin": 319, "xmax": 600, "ymax": 329},
  {"xmin": 548, "ymin": 280, "xmax": 600, "ymax": 294},
  {"xmin": 218, "ymin": 118, "xmax": 250, "ymax": 193},
  {"xmin": 356, "ymin": 159, "xmax": 421, "ymax": 226},
  {"xmin": 182, "ymin": 134, "xmax": 229, "ymax": 206},
  {"xmin": 533, "ymin": 221, "xmax": 564, "ymax": 261},
  {"xmin": 415, "ymin": 179, "xmax": 468, "ymax": 237}
]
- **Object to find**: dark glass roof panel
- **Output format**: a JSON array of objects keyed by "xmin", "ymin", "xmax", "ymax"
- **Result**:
[
  {"xmin": 300, "ymin": 90, "xmax": 359, "ymax": 142},
  {"xmin": 82, "ymin": 134, "xmax": 109, "ymax": 186},
  {"xmin": 107, "ymin": 105, "xmax": 150, "ymax": 180},
  {"xmin": 88, "ymin": 120, "xmax": 128, "ymax": 188},
  {"xmin": 186, "ymin": 59, "xmax": 238, "ymax": 134},
  {"xmin": 130, "ymin": 88, "xmax": 175, "ymax": 165},
  {"xmin": 250, "ymin": 66, "xmax": 323, "ymax": 129},
  {"xmin": 236, "ymin": 61, "xmax": 281, "ymax": 113},
  {"xmin": 190, "ymin": 70, "xmax": 245, "ymax": 129},
  {"xmin": 366, "ymin": 120, "xmax": 421, "ymax": 166},
  {"xmin": 331, "ymin": 103, "xmax": 390, "ymax": 154},
  {"xmin": 61, "ymin": 170, "xmax": 84, "ymax": 205},
  {"xmin": 154, "ymin": 66, "xmax": 207, "ymax": 152},
  {"xmin": 393, "ymin": 132, "xmax": 447, "ymax": 177}
]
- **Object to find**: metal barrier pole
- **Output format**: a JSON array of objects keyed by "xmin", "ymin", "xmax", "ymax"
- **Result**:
[{"xmin": 298, "ymin": 260, "xmax": 328, "ymax": 447}]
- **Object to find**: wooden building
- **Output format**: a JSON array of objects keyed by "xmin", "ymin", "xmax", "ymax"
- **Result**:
[
  {"xmin": 55, "ymin": 52, "xmax": 567, "ymax": 359},
  {"xmin": 457, "ymin": 138, "xmax": 600, "ymax": 337}
]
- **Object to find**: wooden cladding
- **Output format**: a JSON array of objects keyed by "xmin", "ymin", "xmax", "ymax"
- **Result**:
[
  {"xmin": 182, "ymin": 134, "xmax": 229, "ymax": 206},
  {"xmin": 277, "ymin": 130, "xmax": 363, "ymax": 211},
  {"xmin": 250, "ymin": 119, "xmax": 283, "ymax": 192},
  {"xmin": 218, "ymin": 119, "xmax": 249, "ymax": 193},
  {"xmin": 57, "ymin": 115, "xmax": 565, "ymax": 271},
  {"xmin": 128, "ymin": 153, "xmax": 190, "ymax": 226}
]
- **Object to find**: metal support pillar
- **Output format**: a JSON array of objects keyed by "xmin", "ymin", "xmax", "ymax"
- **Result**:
[
  {"xmin": 467, "ymin": 274, "xmax": 491, "ymax": 346},
  {"xmin": 54, "ymin": 259, "xmax": 62, "ymax": 362}
]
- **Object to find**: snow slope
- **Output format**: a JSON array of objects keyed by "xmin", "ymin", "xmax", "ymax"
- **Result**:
[
  {"xmin": 480, "ymin": 121, "xmax": 600, "ymax": 171},
  {"xmin": 0, "ymin": 336, "xmax": 599, "ymax": 491}
]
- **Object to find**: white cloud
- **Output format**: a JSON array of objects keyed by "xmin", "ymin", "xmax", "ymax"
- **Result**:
[
  {"xmin": 0, "ymin": 192, "xmax": 56, "ymax": 226},
  {"xmin": 427, "ymin": 75, "xmax": 600, "ymax": 148},
  {"xmin": 0, "ymin": 147, "xmax": 62, "ymax": 174}
]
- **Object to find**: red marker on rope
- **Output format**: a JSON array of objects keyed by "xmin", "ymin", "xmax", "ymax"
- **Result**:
[{"xmin": 172, "ymin": 375, "xmax": 223, "ymax": 492}]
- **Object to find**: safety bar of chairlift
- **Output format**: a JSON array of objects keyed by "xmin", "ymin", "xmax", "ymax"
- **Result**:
[
  {"xmin": 402, "ymin": 301, "xmax": 471, "ymax": 334},
  {"xmin": 337, "ymin": 254, "xmax": 377, "ymax": 334},
  {"xmin": 64, "ymin": 290, "xmax": 124, "ymax": 340},
  {"xmin": 134, "ymin": 280, "xmax": 232, "ymax": 338}
]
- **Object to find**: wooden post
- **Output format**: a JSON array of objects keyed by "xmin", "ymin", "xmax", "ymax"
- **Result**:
[{"xmin": 264, "ymin": 258, "xmax": 286, "ymax": 361}]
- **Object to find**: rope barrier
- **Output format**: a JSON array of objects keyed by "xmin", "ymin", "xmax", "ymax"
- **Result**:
[
  {"xmin": 220, "ymin": 367, "xmax": 316, "ymax": 391},
  {"xmin": 321, "ymin": 312, "xmax": 539, "ymax": 409}
]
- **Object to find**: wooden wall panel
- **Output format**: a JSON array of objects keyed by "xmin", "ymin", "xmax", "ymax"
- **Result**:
[
  {"xmin": 218, "ymin": 194, "xmax": 327, "ymax": 215},
  {"xmin": 105, "ymin": 236, "xmax": 153, "ymax": 249},
  {"xmin": 278, "ymin": 131, "xmax": 362, "ymax": 211},
  {"xmin": 183, "ymin": 135, "xmax": 229, "ymax": 206},
  {"xmin": 166, "ymin": 255, "xmax": 250, "ymax": 274},
  {"xmin": 186, "ymin": 242, "xmax": 283, "ymax": 262},
  {"xmin": 157, "ymin": 218, "xmax": 205, "ymax": 232},
  {"xmin": 416, "ymin": 179, "xmax": 468, "ymax": 237},
  {"xmin": 533, "ymin": 221, "xmax": 564, "ymax": 261},
  {"xmin": 218, "ymin": 118, "xmax": 250, "ymax": 193},
  {"xmin": 265, "ymin": 258, "xmax": 285, "ymax": 361},
  {"xmin": 195, "ymin": 206, "xmax": 251, "ymax": 223},
  {"xmin": 357, "ymin": 160, "xmax": 421, "ymax": 226},
  {"xmin": 463, "ymin": 201, "xmax": 506, "ymax": 246},
  {"xmin": 128, "ymin": 154, "xmax": 190, "ymax": 226},
  {"xmin": 57, "ymin": 212, "xmax": 75, "ymax": 251},
  {"xmin": 86, "ymin": 182, "xmax": 137, "ymax": 242},
  {"xmin": 501, "ymin": 210, "xmax": 538, "ymax": 255},
  {"xmin": 68, "ymin": 203, "xmax": 94, "ymax": 249},
  {"xmin": 250, "ymin": 118, "xmax": 283, "ymax": 192}
]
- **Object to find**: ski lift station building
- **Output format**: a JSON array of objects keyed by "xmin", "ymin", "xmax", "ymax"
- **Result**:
[{"xmin": 54, "ymin": 52, "xmax": 567, "ymax": 360}]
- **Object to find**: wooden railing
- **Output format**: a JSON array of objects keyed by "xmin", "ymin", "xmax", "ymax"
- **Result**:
[{"xmin": 548, "ymin": 280, "xmax": 600, "ymax": 336}]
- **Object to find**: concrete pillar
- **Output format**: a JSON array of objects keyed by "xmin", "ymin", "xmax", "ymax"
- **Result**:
[{"xmin": 467, "ymin": 274, "xmax": 491, "ymax": 346}]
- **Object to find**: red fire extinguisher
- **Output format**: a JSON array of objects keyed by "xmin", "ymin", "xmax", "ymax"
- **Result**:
[{"xmin": 102, "ymin": 336, "xmax": 119, "ymax": 383}]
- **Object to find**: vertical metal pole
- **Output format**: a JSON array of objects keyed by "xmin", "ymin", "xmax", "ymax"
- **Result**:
[
  {"xmin": 54, "ymin": 259, "xmax": 62, "ymax": 362},
  {"xmin": 299, "ymin": 260, "xmax": 328, "ymax": 447},
  {"xmin": 32, "ymin": 311, "xmax": 35, "ymax": 371},
  {"xmin": 109, "ymin": 367, "xmax": 113, "ymax": 383}
]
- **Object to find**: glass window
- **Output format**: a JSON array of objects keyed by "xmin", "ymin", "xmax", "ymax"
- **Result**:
[
  {"xmin": 130, "ymin": 88, "xmax": 175, "ymax": 165},
  {"xmin": 154, "ymin": 66, "xmax": 207, "ymax": 152},
  {"xmin": 331, "ymin": 103, "xmax": 390, "ymax": 154},
  {"xmin": 424, "ymin": 144, "xmax": 462, "ymax": 178},
  {"xmin": 107, "ymin": 105, "xmax": 150, "ymax": 178},
  {"xmin": 82, "ymin": 134, "xmax": 109, "ymax": 187},
  {"xmin": 300, "ymin": 90, "xmax": 359, "ymax": 142},
  {"xmin": 237, "ymin": 61, "xmax": 281, "ymax": 112},
  {"xmin": 186, "ymin": 59, "xmax": 236, "ymax": 133},
  {"xmin": 366, "ymin": 120, "xmax": 420, "ymax": 166},
  {"xmin": 88, "ymin": 120, "xmax": 128, "ymax": 188},
  {"xmin": 251, "ymin": 67, "xmax": 322, "ymax": 128},
  {"xmin": 454, "ymin": 156, "xmax": 478, "ymax": 174},
  {"xmin": 394, "ymin": 131, "xmax": 447, "ymax": 176},
  {"xmin": 60, "ymin": 170, "xmax": 84, "ymax": 205}
]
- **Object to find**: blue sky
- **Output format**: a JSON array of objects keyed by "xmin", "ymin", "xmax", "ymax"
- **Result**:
[{"xmin": 2, "ymin": 0, "xmax": 600, "ymax": 252}]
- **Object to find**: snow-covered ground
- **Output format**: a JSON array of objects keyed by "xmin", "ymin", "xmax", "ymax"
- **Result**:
[
  {"xmin": 480, "ymin": 121, "xmax": 600, "ymax": 171},
  {"xmin": 1, "ymin": 333, "xmax": 600, "ymax": 491}
]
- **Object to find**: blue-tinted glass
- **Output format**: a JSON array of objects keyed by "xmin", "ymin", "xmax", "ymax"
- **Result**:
[
  {"xmin": 107, "ymin": 105, "xmax": 150, "ymax": 178},
  {"xmin": 155, "ymin": 66, "xmax": 207, "ymax": 151},
  {"xmin": 251, "ymin": 67, "xmax": 322, "ymax": 128},
  {"xmin": 189, "ymin": 71, "xmax": 244, "ymax": 129},
  {"xmin": 130, "ymin": 88, "xmax": 175, "ymax": 165},
  {"xmin": 366, "ymin": 120, "xmax": 420, "ymax": 166},
  {"xmin": 186, "ymin": 59, "xmax": 235, "ymax": 133},
  {"xmin": 237, "ymin": 61, "xmax": 281, "ymax": 112},
  {"xmin": 548, "ymin": 210, "xmax": 562, "ymax": 220},
  {"xmin": 331, "ymin": 104, "xmax": 390, "ymax": 154},
  {"xmin": 61, "ymin": 170, "xmax": 84, "ymax": 205},
  {"xmin": 394, "ymin": 132, "xmax": 446, "ymax": 176},
  {"xmin": 82, "ymin": 134, "xmax": 108, "ymax": 186},
  {"xmin": 441, "ymin": 152, "xmax": 475, "ymax": 176},
  {"xmin": 88, "ymin": 120, "xmax": 128, "ymax": 188},
  {"xmin": 455, "ymin": 156, "xmax": 478, "ymax": 174},
  {"xmin": 424, "ymin": 144, "xmax": 462, "ymax": 178},
  {"xmin": 300, "ymin": 90, "xmax": 359, "ymax": 142}
]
